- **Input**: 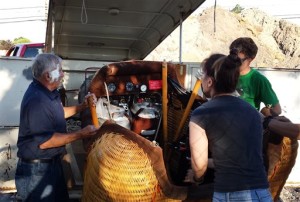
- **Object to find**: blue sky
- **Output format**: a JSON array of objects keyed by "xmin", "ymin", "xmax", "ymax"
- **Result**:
[{"xmin": 0, "ymin": 0, "xmax": 299, "ymax": 42}]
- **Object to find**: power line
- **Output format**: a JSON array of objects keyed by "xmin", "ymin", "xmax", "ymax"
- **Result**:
[
  {"xmin": 273, "ymin": 14, "xmax": 300, "ymax": 20},
  {"xmin": 282, "ymin": 17, "xmax": 300, "ymax": 20},
  {"xmin": 275, "ymin": 14, "xmax": 300, "ymax": 17},
  {"xmin": 0, "ymin": 16, "xmax": 45, "ymax": 21},
  {"xmin": 0, "ymin": 19, "xmax": 46, "ymax": 24},
  {"xmin": 0, "ymin": 6, "xmax": 44, "ymax": 11}
]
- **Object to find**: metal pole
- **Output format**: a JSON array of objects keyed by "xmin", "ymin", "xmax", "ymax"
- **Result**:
[
  {"xmin": 179, "ymin": 12, "xmax": 183, "ymax": 63},
  {"xmin": 162, "ymin": 61, "xmax": 168, "ymax": 148}
]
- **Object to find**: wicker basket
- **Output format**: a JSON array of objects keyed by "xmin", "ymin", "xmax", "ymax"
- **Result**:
[
  {"xmin": 166, "ymin": 77, "xmax": 199, "ymax": 144},
  {"xmin": 82, "ymin": 122, "xmax": 183, "ymax": 202},
  {"xmin": 167, "ymin": 92, "xmax": 189, "ymax": 143},
  {"xmin": 82, "ymin": 61, "xmax": 300, "ymax": 202},
  {"xmin": 267, "ymin": 135, "xmax": 298, "ymax": 201}
]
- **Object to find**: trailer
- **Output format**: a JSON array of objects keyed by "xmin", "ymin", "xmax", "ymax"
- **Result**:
[{"xmin": 1, "ymin": 0, "xmax": 300, "ymax": 201}]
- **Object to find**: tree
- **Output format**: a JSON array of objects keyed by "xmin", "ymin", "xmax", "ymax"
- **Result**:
[
  {"xmin": 231, "ymin": 4, "xmax": 244, "ymax": 14},
  {"xmin": 13, "ymin": 37, "xmax": 30, "ymax": 44},
  {"xmin": 0, "ymin": 40, "xmax": 13, "ymax": 50}
]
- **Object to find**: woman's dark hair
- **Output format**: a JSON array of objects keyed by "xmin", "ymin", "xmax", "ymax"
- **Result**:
[
  {"xmin": 202, "ymin": 53, "xmax": 225, "ymax": 78},
  {"xmin": 202, "ymin": 49, "xmax": 241, "ymax": 94}
]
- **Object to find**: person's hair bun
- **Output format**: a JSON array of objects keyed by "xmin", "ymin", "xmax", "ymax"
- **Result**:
[
  {"xmin": 228, "ymin": 48, "xmax": 242, "ymax": 68},
  {"xmin": 229, "ymin": 48, "xmax": 238, "ymax": 57}
]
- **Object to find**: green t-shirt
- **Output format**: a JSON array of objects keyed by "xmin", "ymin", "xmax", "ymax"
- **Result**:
[{"xmin": 236, "ymin": 68, "xmax": 279, "ymax": 110}]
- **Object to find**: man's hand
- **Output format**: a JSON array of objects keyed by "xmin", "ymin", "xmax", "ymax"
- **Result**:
[
  {"xmin": 260, "ymin": 107, "xmax": 273, "ymax": 117},
  {"xmin": 82, "ymin": 92, "xmax": 97, "ymax": 109},
  {"xmin": 80, "ymin": 125, "xmax": 98, "ymax": 137},
  {"xmin": 260, "ymin": 104, "xmax": 281, "ymax": 117},
  {"xmin": 40, "ymin": 125, "xmax": 98, "ymax": 149}
]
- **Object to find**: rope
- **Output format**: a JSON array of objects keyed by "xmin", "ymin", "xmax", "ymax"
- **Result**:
[
  {"xmin": 81, "ymin": 0, "xmax": 88, "ymax": 24},
  {"xmin": 103, "ymin": 82, "xmax": 112, "ymax": 120}
]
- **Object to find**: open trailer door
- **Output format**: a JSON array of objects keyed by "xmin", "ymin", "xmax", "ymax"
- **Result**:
[{"xmin": 45, "ymin": 0, "xmax": 206, "ymax": 61}]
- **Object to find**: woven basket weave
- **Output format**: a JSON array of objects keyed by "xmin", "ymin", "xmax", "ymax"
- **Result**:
[
  {"xmin": 82, "ymin": 123, "xmax": 182, "ymax": 202},
  {"xmin": 82, "ymin": 62, "xmax": 299, "ymax": 201},
  {"xmin": 167, "ymin": 93, "xmax": 188, "ymax": 143},
  {"xmin": 166, "ymin": 77, "xmax": 195, "ymax": 143},
  {"xmin": 267, "ymin": 136, "xmax": 298, "ymax": 201}
]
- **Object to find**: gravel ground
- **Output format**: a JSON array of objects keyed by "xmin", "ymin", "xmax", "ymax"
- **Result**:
[
  {"xmin": 1, "ymin": 186, "xmax": 300, "ymax": 202},
  {"xmin": 279, "ymin": 186, "xmax": 300, "ymax": 202}
]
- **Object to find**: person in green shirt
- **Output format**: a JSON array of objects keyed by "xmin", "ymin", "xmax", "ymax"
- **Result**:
[{"xmin": 229, "ymin": 37, "xmax": 282, "ymax": 116}]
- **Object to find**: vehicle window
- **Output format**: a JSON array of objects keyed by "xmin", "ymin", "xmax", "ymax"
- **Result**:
[
  {"xmin": 12, "ymin": 47, "xmax": 19, "ymax": 56},
  {"xmin": 23, "ymin": 46, "xmax": 44, "ymax": 58}
]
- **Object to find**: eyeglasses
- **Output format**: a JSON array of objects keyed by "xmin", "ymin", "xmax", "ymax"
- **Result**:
[
  {"xmin": 240, "ymin": 57, "xmax": 249, "ymax": 63},
  {"xmin": 196, "ymin": 68, "xmax": 204, "ymax": 80}
]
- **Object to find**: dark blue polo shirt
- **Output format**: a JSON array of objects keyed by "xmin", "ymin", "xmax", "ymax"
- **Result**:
[{"xmin": 17, "ymin": 79, "xmax": 67, "ymax": 159}]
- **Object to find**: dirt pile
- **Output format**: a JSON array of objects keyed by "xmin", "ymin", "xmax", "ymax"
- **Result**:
[{"xmin": 146, "ymin": 6, "xmax": 300, "ymax": 69}]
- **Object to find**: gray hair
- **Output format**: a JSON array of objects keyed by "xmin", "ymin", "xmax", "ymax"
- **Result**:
[{"xmin": 31, "ymin": 53, "xmax": 62, "ymax": 79}]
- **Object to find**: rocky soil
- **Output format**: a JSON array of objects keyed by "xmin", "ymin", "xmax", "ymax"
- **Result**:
[
  {"xmin": 146, "ymin": 6, "xmax": 300, "ymax": 69},
  {"xmin": 280, "ymin": 186, "xmax": 300, "ymax": 202}
]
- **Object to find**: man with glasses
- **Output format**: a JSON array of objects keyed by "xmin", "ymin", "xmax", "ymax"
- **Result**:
[
  {"xmin": 15, "ymin": 53, "xmax": 98, "ymax": 201},
  {"xmin": 229, "ymin": 37, "xmax": 281, "ymax": 117}
]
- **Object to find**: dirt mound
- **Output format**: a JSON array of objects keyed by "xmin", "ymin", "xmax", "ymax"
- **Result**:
[{"xmin": 146, "ymin": 6, "xmax": 300, "ymax": 69}]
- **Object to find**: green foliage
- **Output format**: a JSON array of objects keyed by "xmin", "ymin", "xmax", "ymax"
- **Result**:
[
  {"xmin": 0, "ymin": 40, "xmax": 13, "ymax": 50},
  {"xmin": 13, "ymin": 37, "xmax": 31, "ymax": 44},
  {"xmin": 231, "ymin": 4, "xmax": 244, "ymax": 14},
  {"xmin": 0, "ymin": 37, "xmax": 31, "ymax": 50}
]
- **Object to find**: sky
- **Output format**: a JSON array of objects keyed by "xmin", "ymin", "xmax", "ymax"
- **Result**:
[
  {"xmin": 0, "ymin": 0, "xmax": 299, "ymax": 42},
  {"xmin": 0, "ymin": 0, "xmax": 46, "ymax": 42},
  {"xmin": 197, "ymin": 0, "xmax": 300, "ymax": 24}
]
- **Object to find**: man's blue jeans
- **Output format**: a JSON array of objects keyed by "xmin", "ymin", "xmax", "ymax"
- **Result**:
[
  {"xmin": 213, "ymin": 189, "xmax": 273, "ymax": 202},
  {"xmin": 15, "ymin": 157, "xmax": 69, "ymax": 202}
]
